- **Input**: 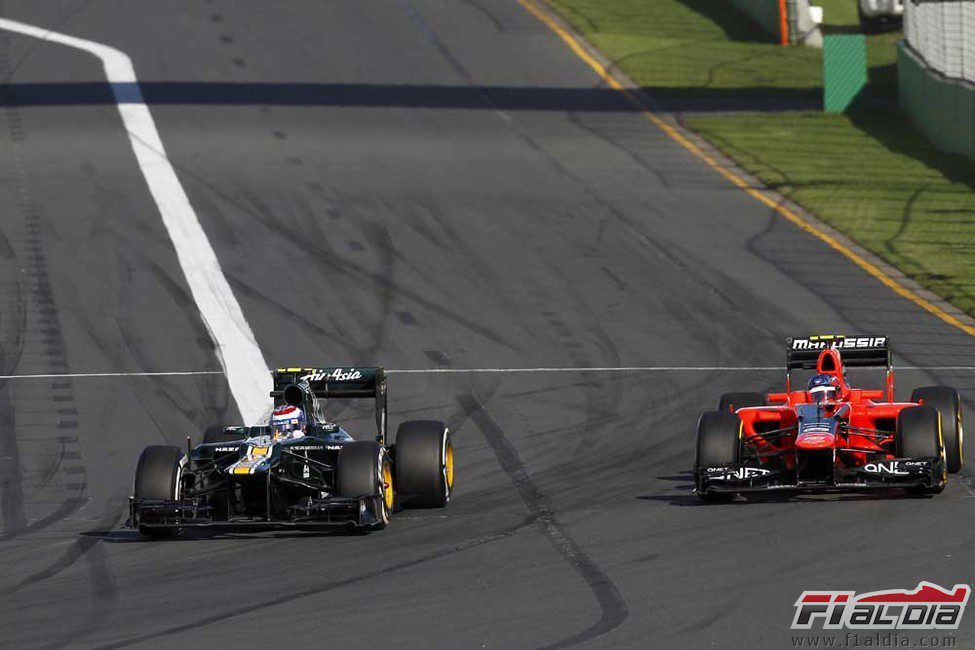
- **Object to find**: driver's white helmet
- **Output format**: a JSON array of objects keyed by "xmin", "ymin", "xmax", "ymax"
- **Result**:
[{"xmin": 271, "ymin": 405, "xmax": 306, "ymax": 438}]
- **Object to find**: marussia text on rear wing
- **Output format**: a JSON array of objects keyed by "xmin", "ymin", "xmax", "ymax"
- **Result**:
[{"xmin": 787, "ymin": 335, "xmax": 890, "ymax": 370}]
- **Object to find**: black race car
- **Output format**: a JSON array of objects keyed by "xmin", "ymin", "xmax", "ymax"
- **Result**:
[{"xmin": 129, "ymin": 367, "xmax": 454, "ymax": 536}]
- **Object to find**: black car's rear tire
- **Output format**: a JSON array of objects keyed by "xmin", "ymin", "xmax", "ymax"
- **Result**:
[
  {"xmin": 911, "ymin": 386, "xmax": 963, "ymax": 473},
  {"xmin": 695, "ymin": 411, "xmax": 741, "ymax": 502},
  {"xmin": 896, "ymin": 405, "xmax": 945, "ymax": 496},
  {"xmin": 134, "ymin": 445, "xmax": 184, "ymax": 538},
  {"xmin": 337, "ymin": 441, "xmax": 391, "ymax": 528},
  {"xmin": 395, "ymin": 420, "xmax": 453, "ymax": 508},
  {"xmin": 717, "ymin": 392, "xmax": 765, "ymax": 413}
]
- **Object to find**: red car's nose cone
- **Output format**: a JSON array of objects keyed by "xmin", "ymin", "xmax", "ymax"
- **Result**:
[{"xmin": 796, "ymin": 432, "xmax": 835, "ymax": 449}]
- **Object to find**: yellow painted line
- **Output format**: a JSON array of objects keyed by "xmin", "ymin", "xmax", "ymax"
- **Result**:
[{"xmin": 515, "ymin": 0, "xmax": 975, "ymax": 340}]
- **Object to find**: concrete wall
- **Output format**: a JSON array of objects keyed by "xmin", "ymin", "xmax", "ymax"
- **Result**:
[{"xmin": 898, "ymin": 42, "xmax": 975, "ymax": 161}]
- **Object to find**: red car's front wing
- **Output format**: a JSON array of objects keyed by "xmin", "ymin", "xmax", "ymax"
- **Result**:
[{"xmin": 697, "ymin": 455, "xmax": 946, "ymax": 494}]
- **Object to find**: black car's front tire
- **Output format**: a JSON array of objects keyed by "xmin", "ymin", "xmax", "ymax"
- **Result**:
[
  {"xmin": 337, "ymin": 441, "xmax": 392, "ymax": 529},
  {"xmin": 134, "ymin": 445, "xmax": 185, "ymax": 538},
  {"xmin": 394, "ymin": 420, "xmax": 453, "ymax": 508},
  {"xmin": 695, "ymin": 411, "xmax": 741, "ymax": 502}
]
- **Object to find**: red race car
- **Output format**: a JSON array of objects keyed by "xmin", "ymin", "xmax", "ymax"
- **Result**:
[{"xmin": 695, "ymin": 335, "xmax": 964, "ymax": 500}]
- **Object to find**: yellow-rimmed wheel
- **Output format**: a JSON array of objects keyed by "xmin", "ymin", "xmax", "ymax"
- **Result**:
[
  {"xmin": 445, "ymin": 438, "xmax": 455, "ymax": 495},
  {"xmin": 381, "ymin": 457, "xmax": 395, "ymax": 517},
  {"xmin": 911, "ymin": 386, "xmax": 964, "ymax": 474},
  {"xmin": 395, "ymin": 420, "xmax": 453, "ymax": 508}
]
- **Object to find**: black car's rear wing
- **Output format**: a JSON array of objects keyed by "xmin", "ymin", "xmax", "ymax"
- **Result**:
[
  {"xmin": 787, "ymin": 335, "xmax": 891, "ymax": 370},
  {"xmin": 272, "ymin": 367, "xmax": 385, "ymax": 398},
  {"xmin": 271, "ymin": 367, "xmax": 387, "ymax": 443}
]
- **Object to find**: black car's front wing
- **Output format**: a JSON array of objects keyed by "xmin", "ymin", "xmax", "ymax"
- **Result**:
[
  {"xmin": 697, "ymin": 455, "xmax": 947, "ymax": 495},
  {"xmin": 130, "ymin": 494, "xmax": 386, "ymax": 530}
]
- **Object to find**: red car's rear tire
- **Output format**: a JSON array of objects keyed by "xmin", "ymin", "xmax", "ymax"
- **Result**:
[{"xmin": 911, "ymin": 386, "xmax": 963, "ymax": 473}]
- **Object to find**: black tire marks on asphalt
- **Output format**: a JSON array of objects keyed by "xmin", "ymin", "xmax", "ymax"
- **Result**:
[
  {"xmin": 457, "ymin": 393, "xmax": 628, "ymax": 649},
  {"xmin": 0, "ymin": 30, "xmax": 29, "ymax": 537},
  {"xmin": 0, "ymin": 26, "xmax": 117, "ymax": 645},
  {"xmin": 160, "ymin": 158, "xmax": 521, "ymax": 353},
  {"xmin": 424, "ymin": 350, "xmax": 450, "ymax": 367},
  {"xmin": 458, "ymin": 0, "xmax": 506, "ymax": 33},
  {"xmin": 89, "ymin": 516, "xmax": 536, "ymax": 649},
  {"xmin": 396, "ymin": 310, "xmax": 417, "ymax": 326},
  {"xmin": 399, "ymin": 0, "xmax": 778, "ymax": 353},
  {"xmin": 0, "ymin": 31, "xmax": 87, "ymax": 542},
  {"xmin": 2, "ymin": 504, "xmax": 120, "ymax": 596},
  {"xmin": 5, "ymin": 505, "xmax": 123, "ymax": 650}
]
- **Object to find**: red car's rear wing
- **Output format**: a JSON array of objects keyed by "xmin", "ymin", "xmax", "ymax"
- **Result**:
[
  {"xmin": 784, "ymin": 335, "xmax": 893, "ymax": 401},
  {"xmin": 787, "ymin": 335, "xmax": 890, "ymax": 370}
]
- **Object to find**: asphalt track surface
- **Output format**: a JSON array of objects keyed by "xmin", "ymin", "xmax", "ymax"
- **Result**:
[{"xmin": 1, "ymin": 2, "xmax": 975, "ymax": 648}]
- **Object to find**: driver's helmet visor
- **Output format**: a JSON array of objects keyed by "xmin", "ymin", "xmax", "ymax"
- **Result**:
[
  {"xmin": 273, "ymin": 419, "xmax": 301, "ymax": 436},
  {"xmin": 809, "ymin": 385, "xmax": 838, "ymax": 404}
]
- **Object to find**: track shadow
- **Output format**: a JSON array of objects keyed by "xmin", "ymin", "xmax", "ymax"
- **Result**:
[
  {"xmin": 637, "ymin": 488, "xmax": 910, "ymax": 506},
  {"xmin": 0, "ymin": 81, "xmax": 822, "ymax": 113},
  {"xmin": 81, "ymin": 530, "xmax": 144, "ymax": 543},
  {"xmin": 82, "ymin": 526, "xmax": 372, "ymax": 542},
  {"xmin": 203, "ymin": 528, "xmax": 371, "ymax": 539},
  {"xmin": 653, "ymin": 87, "xmax": 821, "ymax": 112},
  {"xmin": 847, "ymin": 104, "xmax": 975, "ymax": 191},
  {"xmin": 674, "ymin": 0, "xmax": 776, "ymax": 43},
  {"xmin": 636, "ymin": 493, "xmax": 715, "ymax": 507},
  {"xmin": 654, "ymin": 471, "xmax": 695, "ymax": 482},
  {"xmin": 866, "ymin": 61, "xmax": 899, "ymax": 100},
  {"xmin": 790, "ymin": 489, "xmax": 917, "ymax": 502}
]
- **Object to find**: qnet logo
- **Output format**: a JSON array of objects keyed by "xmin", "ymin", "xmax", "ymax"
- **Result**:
[{"xmin": 792, "ymin": 582, "xmax": 970, "ymax": 630}]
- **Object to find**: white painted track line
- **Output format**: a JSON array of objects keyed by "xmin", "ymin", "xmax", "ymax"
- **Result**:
[
  {"xmin": 0, "ymin": 366, "xmax": 973, "ymax": 381},
  {"xmin": 0, "ymin": 17, "xmax": 270, "ymax": 424},
  {"xmin": 0, "ymin": 371, "xmax": 224, "ymax": 380},
  {"xmin": 389, "ymin": 367, "xmax": 783, "ymax": 373},
  {"xmin": 389, "ymin": 366, "xmax": 975, "ymax": 373}
]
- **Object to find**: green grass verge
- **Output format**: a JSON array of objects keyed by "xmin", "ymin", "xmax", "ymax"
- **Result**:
[
  {"xmin": 546, "ymin": 0, "xmax": 898, "ymax": 96},
  {"xmin": 546, "ymin": 0, "xmax": 975, "ymax": 317},
  {"xmin": 686, "ymin": 110, "xmax": 975, "ymax": 316},
  {"xmin": 549, "ymin": 0, "xmax": 820, "ymax": 92}
]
